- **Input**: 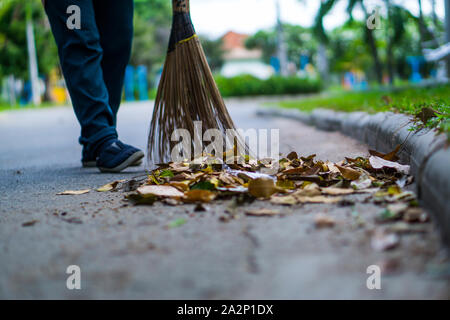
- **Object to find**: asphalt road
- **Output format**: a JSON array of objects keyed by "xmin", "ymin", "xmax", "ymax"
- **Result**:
[{"xmin": 0, "ymin": 100, "xmax": 448, "ymax": 299}]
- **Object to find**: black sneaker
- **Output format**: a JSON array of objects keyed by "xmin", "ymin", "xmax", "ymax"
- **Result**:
[{"xmin": 95, "ymin": 140, "xmax": 144, "ymax": 173}]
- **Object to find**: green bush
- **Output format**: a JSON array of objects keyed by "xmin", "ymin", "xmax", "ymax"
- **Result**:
[{"xmin": 215, "ymin": 75, "xmax": 322, "ymax": 97}]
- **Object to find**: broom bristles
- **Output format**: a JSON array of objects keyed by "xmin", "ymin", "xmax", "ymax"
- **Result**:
[{"xmin": 148, "ymin": 35, "xmax": 245, "ymax": 166}]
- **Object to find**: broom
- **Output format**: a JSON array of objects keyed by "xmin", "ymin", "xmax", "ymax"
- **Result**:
[{"xmin": 147, "ymin": 0, "xmax": 245, "ymax": 165}]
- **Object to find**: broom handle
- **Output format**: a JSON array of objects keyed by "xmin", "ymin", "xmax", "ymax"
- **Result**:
[{"xmin": 173, "ymin": 0, "xmax": 190, "ymax": 13}]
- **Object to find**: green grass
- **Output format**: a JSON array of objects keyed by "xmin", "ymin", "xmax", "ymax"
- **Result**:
[
  {"xmin": 278, "ymin": 84, "xmax": 450, "ymax": 138},
  {"xmin": 0, "ymin": 102, "xmax": 62, "ymax": 112}
]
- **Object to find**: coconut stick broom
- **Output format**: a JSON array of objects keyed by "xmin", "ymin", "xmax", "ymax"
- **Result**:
[{"xmin": 147, "ymin": 0, "xmax": 245, "ymax": 165}]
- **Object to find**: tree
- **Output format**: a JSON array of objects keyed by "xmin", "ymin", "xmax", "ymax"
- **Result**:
[
  {"xmin": 0, "ymin": 0, "xmax": 58, "ymax": 81},
  {"xmin": 131, "ymin": 0, "xmax": 172, "ymax": 85},
  {"xmin": 312, "ymin": 0, "xmax": 431, "ymax": 85},
  {"xmin": 384, "ymin": 1, "xmax": 408, "ymax": 84},
  {"xmin": 417, "ymin": 0, "xmax": 439, "ymax": 49},
  {"xmin": 199, "ymin": 36, "xmax": 225, "ymax": 73},
  {"xmin": 327, "ymin": 21, "xmax": 373, "ymax": 75},
  {"xmin": 245, "ymin": 24, "xmax": 317, "ymax": 69}
]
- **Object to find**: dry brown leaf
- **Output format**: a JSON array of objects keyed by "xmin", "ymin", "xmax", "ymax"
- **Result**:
[
  {"xmin": 302, "ymin": 163, "xmax": 322, "ymax": 176},
  {"xmin": 169, "ymin": 162, "xmax": 191, "ymax": 172},
  {"xmin": 270, "ymin": 195, "xmax": 298, "ymax": 205},
  {"xmin": 137, "ymin": 185, "xmax": 185, "ymax": 198},
  {"xmin": 22, "ymin": 220, "xmax": 39, "ymax": 227},
  {"xmin": 296, "ymin": 196, "xmax": 342, "ymax": 204},
  {"xmin": 335, "ymin": 165, "xmax": 361, "ymax": 181},
  {"xmin": 286, "ymin": 151, "xmax": 298, "ymax": 160},
  {"xmin": 354, "ymin": 188, "xmax": 380, "ymax": 194},
  {"xmin": 283, "ymin": 167, "xmax": 307, "ymax": 175},
  {"xmin": 314, "ymin": 214, "xmax": 335, "ymax": 228},
  {"xmin": 369, "ymin": 145, "xmax": 400, "ymax": 162},
  {"xmin": 57, "ymin": 189, "xmax": 90, "ymax": 195},
  {"xmin": 292, "ymin": 186, "xmax": 321, "ymax": 197},
  {"xmin": 97, "ymin": 180, "xmax": 125, "ymax": 192},
  {"xmin": 321, "ymin": 187, "xmax": 354, "ymax": 196},
  {"xmin": 184, "ymin": 190, "xmax": 216, "ymax": 203},
  {"xmin": 270, "ymin": 184, "xmax": 332, "ymax": 205},
  {"xmin": 325, "ymin": 161, "xmax": 341, "ymax": 174},
  {"xmin": 416, "ymin": 107, "xmax": 438, "ymax": 124},
  {"xmin": 218, "ymin": 172, "xmax": 236, "ymax": 185},
  {"xmin": 245, "ymin": 208, "xmax": 281, "ymax": 216}
]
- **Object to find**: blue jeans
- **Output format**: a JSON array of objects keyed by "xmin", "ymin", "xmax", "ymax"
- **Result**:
[{"xmin": 44, "ymin": 0, "xmax": 134, "ymax": 158}]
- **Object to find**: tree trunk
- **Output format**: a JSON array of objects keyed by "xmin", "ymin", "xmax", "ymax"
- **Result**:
[
  {"xmin": 385, "ymin": 0, "xmax": 394, "ymax": 85},
  {"xmin": 361, "ymin": 1, "xmax": 383, "ymax": 84},
  {"xmin": 275, "ymin": 0, "xmax": 289, "ymax": 76},
  {"xmin": 446, "ymin": 0, "xmax": 450, "ymax": 77},
  {"xmin": 431, "ymin": 0, "xmax": 439, "ymax": 32},
  {"xmin": 418, "ymin": 0, "xmax": 439, "ymax": 48},
  {"xmin": 418, "ymin": 0, "xmax": 426, "ymax": 50},
  {"xmin": 26, "ymin": 18, "xmax": 41, "ymax": 106}
]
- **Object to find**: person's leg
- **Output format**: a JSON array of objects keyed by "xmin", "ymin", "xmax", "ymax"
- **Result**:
[
  {"xmin": 44, "ymin": 0, "xmax": 117, "ymax": 159},
  {"xmin": 94, "ymin": 0, "xmax": 134, "ymax": 126}
]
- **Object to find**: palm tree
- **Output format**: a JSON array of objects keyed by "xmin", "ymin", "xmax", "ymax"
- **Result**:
[
  {"xmin": 417, "ymin": 0, "xmax": 439, "ymax": 49},
  {"xmin": 312, "ymin": 0, "xmax": 336, "ymax": 83},
  {"xmin": 313, "ymin": 0, "xmax": 383, "ymax": 84},
  {"xmin": 384, "ymin": 1, "xmax": 410, "ymax": 84}
]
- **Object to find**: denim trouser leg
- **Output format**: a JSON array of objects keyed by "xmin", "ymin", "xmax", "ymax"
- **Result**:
[
  {"xmin": 44, "ymin": 0, "xmax": 133, "ymax": 157},
  {"xmin": 94, "ymin": 0, "xmax": 134, "ymax": 126}
]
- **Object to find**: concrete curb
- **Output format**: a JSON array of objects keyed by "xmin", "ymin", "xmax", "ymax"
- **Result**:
[{"xmin": 257, "ymin": 107, "xmax": 450, "ymax": 247}]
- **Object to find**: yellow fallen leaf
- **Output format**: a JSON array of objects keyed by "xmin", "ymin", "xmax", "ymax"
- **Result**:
[
  {"xmin": 276, "ymin": 179, "xmax": 295, "ymax": 189},
  {"xmin": 387, "ymin": 185, "xmax": 402, "ymax": 195},
  {"xmin": 169, "ymin": 182, "xmax": 190, "ymax": 192},
  {"xmin": 208, "ymin": 177, "xmax": 220, "ymax": 188},
  {"xmin": 96, "ymin": 180, "xmax": 125, "ymax": 192},
  {"xmin": 184, "ymin": 190, "xmax": 216, "ymax": 203},
  {"xmin": 57, "ymin": 189, "xmax": 90, "ymax": 195}
]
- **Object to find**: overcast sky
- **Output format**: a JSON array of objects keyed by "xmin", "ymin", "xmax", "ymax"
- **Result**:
[{"xmin": 190, "ymin": 0, "xmax": 446, "ymax": 38}]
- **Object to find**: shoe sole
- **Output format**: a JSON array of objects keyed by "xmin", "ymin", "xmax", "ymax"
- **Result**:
[
  {"xmin": 98, "ymin": 151, "xmax": 145, "ymax": 173},
  {"xmin": 83, "ymin": 158, "xmax": 143, "ymax": 168}
]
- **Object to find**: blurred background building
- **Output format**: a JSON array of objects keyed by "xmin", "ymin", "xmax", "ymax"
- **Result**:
[{"xmin": 220, "ymin": 31, "xmax": 274, "ymax": 79}]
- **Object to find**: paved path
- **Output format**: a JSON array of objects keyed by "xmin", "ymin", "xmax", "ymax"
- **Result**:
[{"xmin": 0, "ymin": 100, "xmax": 448, "ymax": 299}]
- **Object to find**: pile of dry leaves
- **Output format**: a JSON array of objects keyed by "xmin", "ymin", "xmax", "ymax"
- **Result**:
[
  {"xmin": 56, "ymin": 145, "xmax": 431, "ymax": 251},
  {"xmin": 94, "ymin": 146, "xmax": 423, "ymax": 223}
]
